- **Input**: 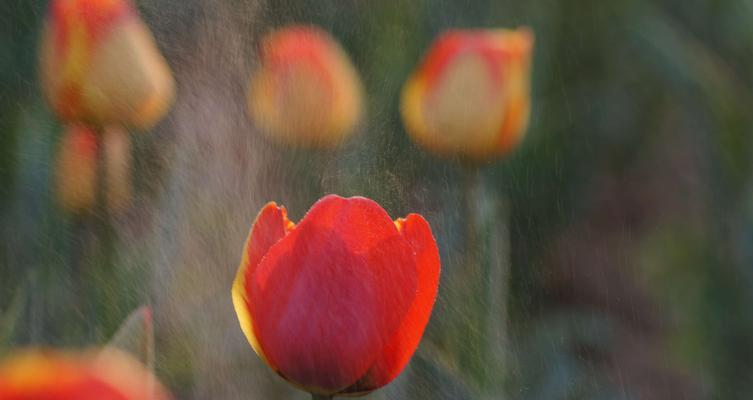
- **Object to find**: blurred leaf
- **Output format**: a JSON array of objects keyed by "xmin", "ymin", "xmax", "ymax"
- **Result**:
[
  {"xmin": 0, "ymin": 285, "xmax": 25, "ymax": 355},
  {"xmin": 106, "ymin": 305, "xmax": 154, "ymax": 368},
  {"xmin": 409, "ymin": 344, "xmax": 477, "ymax": 400}
]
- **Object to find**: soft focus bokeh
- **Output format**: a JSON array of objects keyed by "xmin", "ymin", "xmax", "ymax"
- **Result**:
[{"xmin": 3, "ymin": 0, "xmax": 753, "ymax": 399}]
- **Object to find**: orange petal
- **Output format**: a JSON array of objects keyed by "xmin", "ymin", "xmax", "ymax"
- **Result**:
[
  {"xmin": 492, "ymin": 28, "xmax": 534, "ymax": 157},
  {"xmin": 232, "ymin": 203, "xmax": 294, "ymax": 367},
  {"xmin": 50, "ymin": 0, "xmax": 133, "ymax": 41},
  {"xmin": 82, "ymin": 18, "xmax": 175, "ymax": 129}
]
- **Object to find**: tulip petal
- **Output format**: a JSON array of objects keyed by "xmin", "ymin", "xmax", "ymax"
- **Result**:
[
  {"xmin": 493, "ymin": 28, "xmax": 534, "ymax": 156},
  {"xmin": 340, "ymin": 214, "xmax": 441, "ymax": 394},
  {"xmin": 83, "ymin": 18, "xmax": 176, "ymax": 130},
  {"xmin": 232, "ymin": 203, "xmax": 294, "ymax": 367},
  {"xmin": 249, "ymin": 195, "xmax": 418, "ymax": 393}
]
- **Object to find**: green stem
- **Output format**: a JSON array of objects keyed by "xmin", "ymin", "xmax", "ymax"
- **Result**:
[
  {"xmin": 458, "ymin": 167, "xmax": 484, "ymax": 380},
  {"xmin": 462, "ymin": 167, "xmax": 482, "ymax": 275},
  {"xmin": 459, "ymin": 166, "xmax": 511, "ymax": 393},
  {"xmin": 486, "ymin": 194, "xmax": 511, "ymax": 395},
  {"xmin": 310, "ymin": 394, "xmax": 333, "ymax": 400},
  {"xmin": 70, "ymin": 216, "xmax": 86, "ymax": 331},
  {"xmin": 93, "ymin": 126, "xmax": 117, "ymax": 336}
]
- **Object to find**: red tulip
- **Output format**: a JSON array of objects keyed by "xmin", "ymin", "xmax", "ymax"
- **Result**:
[
  {"xmin": 54, "ymin": 124, "xmax": 98, "ymax": 213},
  {"xmin": 401, "ymin": 28, "xmax": 534, "ymax": 161},
  {"xmin": 247, "ymin": 26, "xmax": 364, "ymax": 148},
  {"xmin": 0, "ymin": 348, "xmax": 172, "ymax": 399},
  {"xmin": 54, "ymin": 124, "xmax": 132, "ymax": 214},
  {"xmin": 38, "ymin": 0, "xmax": 175, "ymax": 129},
  {"xmin": 232, "ymin": 195, "xmax": 440, "ymax": 397}
]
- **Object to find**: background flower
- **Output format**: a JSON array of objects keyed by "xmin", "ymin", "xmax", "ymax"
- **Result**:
[
  {"xmin": 53, "ymin": 124, "xmax": 132, "ymax": 214},
  {"xmin": 401, "ymin": 28, "xmax": 533, "ymax": 161},
  {"xmin": 248, "ymin": 26, "xmax": 363, "ymax": 148},
  {"xmin": 38, "ymin": 0, "xmax": 175, "ymax": 129},
  {"xmin": 0, "ymin": 348, "xmax": 171, "ymax": 399}
]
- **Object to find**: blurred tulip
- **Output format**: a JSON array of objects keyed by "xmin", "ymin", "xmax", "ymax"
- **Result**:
[
  {"xmin": 54, "ymin": 124, "xmax": 97, "ymax": 213},
  {"xmin": 39, "ymin": 0, "xmax": 175, "ymax": 130},
  {"xmin": 248, "ymin": 26, "xmax": 364, "ymax": 148},
  {"xmin": 401, "ymin": 28, "xmax": 534, "ymax": 161},
  {"xmin": 232, "ymin": 195, "xmax": 440, "ymax": 397},
  {"xmin": 0, "ymin": 348, "xmax": 172, "ymax": 399},
  {"xmin": 54, "ymin": 124, "xmax": 132, "ymax": 214}
]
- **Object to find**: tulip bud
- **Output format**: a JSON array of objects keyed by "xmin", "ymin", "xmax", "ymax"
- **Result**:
[
  {"xmin": 233, "ymin": 195, "xmax": 440, "ymax": 396},
  {"xmin": 248, "ymin": 26, "xmax": 364, "ymax": 148},
  {"xmin": 39, "ymin": 0, "xmax": 175, "ymax": 130},
  {"xmin": 54, "ymin": 124, "xmax": 132, "ymax": 214},
  {"xmin": 0, "ymin": 348, "xmax": 172, "ymax": 399},
  {"xmin": 401, "ymin": 28, "xmax": 534, "ymax": 161},
  {"xmin": 54, "ymin": 124, "xmax": 98, "ymax": 213}
]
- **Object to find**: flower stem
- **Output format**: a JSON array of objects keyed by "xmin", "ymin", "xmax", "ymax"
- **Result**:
[
  {"xmin": 458, "ymin": 167, "xmax": 484, "ymax": 379},
  {"xmin": 462, "ymin": 167, "xmax": 482, "ymax": 275},
  {"xmin": 311, "ymin": 394, "xmax": 333, "ymax": 400},
  {"xmin": 92, "ymin": 126, "xmax": 117, "ymax": 336},
  {"xmin": 459, "ymin": 166, "xmax": 511, "ymax": 391}
]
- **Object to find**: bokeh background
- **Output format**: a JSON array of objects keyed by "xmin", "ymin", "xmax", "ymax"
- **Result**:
[{"xmin": 3, "ymin": 0, "xmax": 753, "ymax": 399}]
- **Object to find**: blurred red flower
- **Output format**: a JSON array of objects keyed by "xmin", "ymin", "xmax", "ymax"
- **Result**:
[
  {"xmin": 232, "ymin": 195, "xmax": 440, "ymax": 396},
  {"xmin": 248, "ymin": 26, "xmax": 364, "ymax": 148},
  {"xmin": 402, "ymin": 28, "xmax": 534, "ymax": 161},
  {"xmin": 54, "ymin": 124, "xmax": 98, "ymax": 213},
  {"xmin": 54, "ymin": 124, "xmax": 132, "ymax": 214},
  {"xmin": 0, "ymin": 348, "xmax": 171, "ymax": 399},
  {"xmin": 38, "ymin": 0, "xmax": 174, "ymax": 129}
]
